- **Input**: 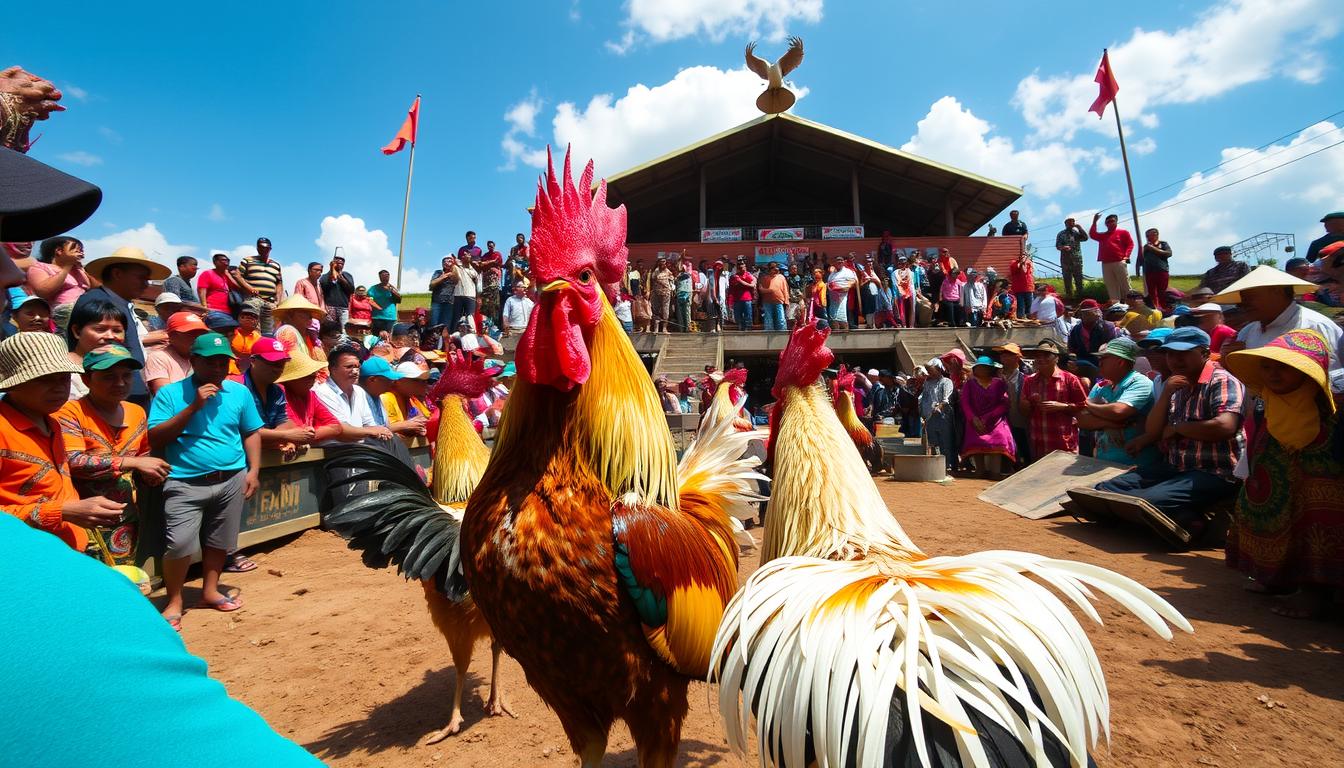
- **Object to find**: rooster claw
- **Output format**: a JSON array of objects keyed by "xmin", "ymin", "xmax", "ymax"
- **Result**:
[
  {"xmin": 487, "ymin": 696, "xmax": 516, "ymax": 719},
  {"xmin": 424, "ymin": 716, "xmax": 463, "ymax": 745}
]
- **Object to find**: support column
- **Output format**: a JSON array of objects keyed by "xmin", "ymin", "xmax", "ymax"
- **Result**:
[
  {"xmin": 851, "ymin": 165, "xmax": 861, "ymax": 225},
  {"xmin": 699, "ymin": 165, "xmax": 707, "ymax": 231}
]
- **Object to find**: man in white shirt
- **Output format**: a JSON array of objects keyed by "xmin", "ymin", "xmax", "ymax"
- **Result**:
[
  {"xmin": 451, "ymin": 317, "xmax": 503, "ymax": 358},
  {"xmin": 1029, "ymin": 284, "xmax": 1070, "ymax": 338},
  {"xmin": 448, "ymin": 254, "xmax": 481, "ymax": 332},
  {"xmin": 315, "ymin": 346, "xmax": 395, "ymax": 445},
  {"xmin": 825, "ymin": 259, "xmax": 858, "ymax": 330},
  {"xmin": 501, "ymin": 283, "xmax": 535, "ymax": 337},
  {"xmin": 1215, "ymin": 266, "xmax": 1344, "ymax": 393}
]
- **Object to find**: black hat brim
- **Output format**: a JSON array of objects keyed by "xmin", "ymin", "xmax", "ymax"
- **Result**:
[{"xmin": 0, "ymin": 148, "xmax": 102, "ymax": 242}]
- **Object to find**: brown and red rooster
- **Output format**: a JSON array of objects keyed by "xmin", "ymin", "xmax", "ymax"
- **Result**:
[
  {"xmin": 462, "ymin": 147, "xmax": 763, "ymax": 768},
  {"xmin": 832, "ymin": 364, "xmax": 884, "ymax": 472},
  {"xmin": 324, "ymin": 355, "xmax": 513, "ymax": 743}
]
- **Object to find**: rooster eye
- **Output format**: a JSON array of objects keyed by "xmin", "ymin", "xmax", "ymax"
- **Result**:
[{"xmin": 578, "ymin": 270, "xmax": 593, "ymax": 283}]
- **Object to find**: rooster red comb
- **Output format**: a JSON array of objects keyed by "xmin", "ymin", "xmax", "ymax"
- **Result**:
[
  {"xmin": 530, "ymin": 145, "xmax": 628, "ymax": 291},
  {"xmin": 771, "ymin": 320, "xmax": 833, "ymax": 400},
  {"xmin": 426, "ymin": 353, "xmax": 495, "ymax": 404},
  {"xmin": 833, "ymin": 364, "xmax": 856, "ymax": 395},
  {"xmin": 723, "ymin": 367, "xmax": 748, "ymax": 387}
]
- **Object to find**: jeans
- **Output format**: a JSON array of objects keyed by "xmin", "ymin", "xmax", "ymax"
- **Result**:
[
  {"xmin": 1096, "ymin": 465, "xmax": 1239, "ymax": 531},
  {"xmin": 925, "ymin": 413, "xmax": 955, "ymax": 470},
  {"xmin": 940, "ymin": 301, "xmax": 957, "ymax": 326},
  {"xmin": 762, "ymin": 302, "xmax": 786, "ymax": 331},
  {"xmin": 734, "ymin": 300, "xmax": 753, "ymax": 331},
  {"xmin": 451, "ymin": 296, "xmax": 478, "ymax": 332},
  {"xmin": 431, "ymin": 301, "xmax": 453, "ymax": 328},
  {"xmin": 675, "ymin": 296, "xmax": 692, "ymax": 332},
  {"xmin": 1016, "ymin": 293, "xmax": 1033, "ymax": 319}
]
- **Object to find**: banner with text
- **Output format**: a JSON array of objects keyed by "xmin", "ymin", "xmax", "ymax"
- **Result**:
[
  {"xmin": 754, "ymin": 245, "xmax": 811, "ymax": 264},
  {"xmin": 757, "ymin": 227, "xmax": 804, "ymax": 241},
  {"xmin": 700, "ymin": 227, "xmax": 743, "ymax": 243},
  {"xmin": 822, "ymin": 225, "xmax": 865, "ymax": 239}
]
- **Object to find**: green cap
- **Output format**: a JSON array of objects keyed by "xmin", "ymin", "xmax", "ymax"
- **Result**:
[
  {"xmin": 190, "ymin": 332, "xmax": 236, "ymax": 358},
  {"xmin": 1098, "ymin": 337, "xmax": 1139, "ymax": 362},
  {"xmin": 1321, "ymin": 211, "xmax": 1344, "ymax": 222},
  {"xmin": 82, "ymin": 344, "xmax": 143, "ymax": 372}
]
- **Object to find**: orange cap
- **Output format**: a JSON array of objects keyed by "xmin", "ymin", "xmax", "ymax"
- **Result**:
[{"xmin": 167, "ymin": 311, "xmax": 208, "ymax": 333}]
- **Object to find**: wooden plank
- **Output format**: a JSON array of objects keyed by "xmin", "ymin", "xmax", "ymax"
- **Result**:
[{"xmin": 977, "ymin": 450, "xmax": 1132, "ymax": 520}]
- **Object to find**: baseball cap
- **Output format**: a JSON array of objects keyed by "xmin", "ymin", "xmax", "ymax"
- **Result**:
[
  {"xmin": 1213, "ymin": 245, "xmax": 1233, "ymax": 255},
  {"xmin": 167, "ymin": 311, "xmax": 209, "ymax": 333},
  {"xmin": 1320, "ymin": 211, "xmax": 1344, "ymax": 222},
  {"xmin": 360, "ymin": 356, "xmax": 403, "ymax": 381},
  {"xmin": 866, "ymin": 368, "xmax": 879, "ymax": 377},
  {"xmin": 189, "ymin": 332, "xmax": 235, "ymax": 358},
  {"xmin": 1077, "ymin": 298, "xmax": 1101, "ymax": 311},
  {"xmin": 395, "ymin": 361, "xmax": 429, "ymax": 380},
  {"xmin": 391, "ymin": 323, "xmax": 413, "ymax": 336},
  {"xmin": 1161, "ymin": 326, "xmax": 1211, "ymax": 351},
  {"xmin": 250, "ymin": 337, "xmax": 291, "ymax": 363},
  {"xmin": 1137, "ymin": 327, "xmax": 1174, "ymax": 349},
  {"xmin": 7, "ymin": 287, "xmax": 48, "ymax": 311},
  {"xmin": 1106, "ymin": 303, "xmax": 1128, "ymax": 314},
  {"xmin": 154, "ymin": 292, "xmax": 183, "ymax": 307},
  {"xmin": 1172, "ymin": 305, "xmax": 1193, "ymax": 316},
  {"xmin": 1191, "ymin": 302, "xmax": 1223, "ymax": 314},
  {"xmin": 238, "ymin": 299, "xmax": 263, "ymax": 317},
  {"xmin": 82, "ymin": 344, "xmax": 143, "ymax": 372},
  {"xmin": 1098, "ymin": 337, "xmax": 1139, "ymax": 362}
]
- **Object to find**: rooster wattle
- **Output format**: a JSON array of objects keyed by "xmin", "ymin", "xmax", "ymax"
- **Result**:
[{"xmin": 711, "ymin": 321, "xmax": 1192, "ymax": 768}]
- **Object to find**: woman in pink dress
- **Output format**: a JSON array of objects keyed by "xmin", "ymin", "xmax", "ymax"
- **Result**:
[{"xmin": 960, "ymin": 355, "xmax": 1016, "ymax": 479}]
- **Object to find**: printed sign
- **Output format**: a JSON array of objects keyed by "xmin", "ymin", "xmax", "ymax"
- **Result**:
[
  {"xmin": 700, "ymin": 227, "xmax": 743, "ymax": 243},
  {"xmin": 757, "ymin": 227, "xmax": 805, "ymax": 241},
  {"xmin": 822, "ymin": 225, "xmax": 865, "ymax": 239},
  {"xmin": 754, "ymin": 245, "xmax": 811, "ymax": 262}
]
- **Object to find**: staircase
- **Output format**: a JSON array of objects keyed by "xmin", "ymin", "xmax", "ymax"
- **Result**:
[
  {"xmin": 652, "ymin": 333, "xmax": 723, "ymax": 383},
  {"xmin": 894, "ymin": 329, "xmax": 974, "ymax": 374}
]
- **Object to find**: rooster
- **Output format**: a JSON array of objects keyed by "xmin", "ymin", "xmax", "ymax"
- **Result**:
[
  {"xmin": 461, "ymin": 147, "xmax": 765, "ymax": 768},
  {"xmin": 712, "ymin": 322, "xmax": 1192, "ymax": 768},
  {"xmin": 832, "ymin": 364, "xmax": 884, "ymax": 473},
  {"xmin": 324, "ymin": 355, "xmax": 514, "ymax": 744}
]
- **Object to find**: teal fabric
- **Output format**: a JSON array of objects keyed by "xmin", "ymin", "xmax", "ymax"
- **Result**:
[
  {"xmin": 0, "ymin": 514, "xmax": 322, "ymax": 767},
  {"xmin": 613, "ymin": 539, "xmax": 667, "ymax": 628},
  {"xmin": 367, "ymin": 284, "xmax": 398, "ymax": 322},
  {"xmin": 1089, "ymin": 370, "xmax": 1159, "ymax": 467},
  {"xmin": 148, "ymin": 377, "xmax": 264, "ymax": 479}
]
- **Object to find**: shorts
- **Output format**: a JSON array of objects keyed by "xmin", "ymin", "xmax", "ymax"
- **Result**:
[{"xmin": 162, "ymin": 469, "xmax": 247, "ymax": 560}]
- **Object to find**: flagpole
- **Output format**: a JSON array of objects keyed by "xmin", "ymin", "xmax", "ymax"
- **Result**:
[
  {"xmin": 1106, "ymin": 54, "xmax": 1142, "ymax": 277},
  {"xmin": 395, "ymin": 95, "xmax": 419, "ymax": 289}
]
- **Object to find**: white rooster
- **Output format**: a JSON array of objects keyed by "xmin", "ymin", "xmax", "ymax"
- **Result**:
[{"xmin": 711, "ymin": 322, "xmax": 1192, "ymax": 768}]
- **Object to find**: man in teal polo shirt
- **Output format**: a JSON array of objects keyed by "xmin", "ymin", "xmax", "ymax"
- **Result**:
[
  {"xmin": 148, "ymin": 332, "xmax": 263, "ymax": 630},
  {"xmin": 1076, "ymin": 337, "xmax": 1157, "ymax": 466}
]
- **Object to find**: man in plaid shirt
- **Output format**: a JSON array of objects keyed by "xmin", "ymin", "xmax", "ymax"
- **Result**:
[
  {"xmin": 1094, "ymin": 326, "xmax": 1245, "ymax": 540},
  {"xmin": 1021, "ymin": 338, "xmax": 1088, "ymax": 459}
]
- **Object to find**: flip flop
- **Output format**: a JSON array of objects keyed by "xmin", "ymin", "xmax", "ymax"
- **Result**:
[
  {"xmin": 224, "ymin": 555, "xmax": 258, "ymax": 573},
  {"xmin": 164, "ymin": 614, "xmax": 182, "ymax": 632},
  {"xmin": 196, "ymin": 595, "xmax": 243, "ymax": 612}
]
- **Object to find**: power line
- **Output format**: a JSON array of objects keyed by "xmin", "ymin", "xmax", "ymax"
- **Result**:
[{"xmin": 1096, "ymin": 107, "xmax": 1344, "ymax": 213}]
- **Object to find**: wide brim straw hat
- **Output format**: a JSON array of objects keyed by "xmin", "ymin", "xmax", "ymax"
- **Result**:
[
  {"xmin": 274, "ymin": 345, "xmax": 327, "ymax": 384},
  {"xmin": 1210, "ymin": 265, "xmax": 1314, "ymax": 304},
  {"xmin": 272, "ymin": 294, "xmax": 324, "ymax": 321},
  {"xmin": 84, "ymin": 246, "xmax": 171, "ymax": 282},
  {"xmin": 0, "ymin": 331, "xmax": 84, "ymax": 389},
  {"xmin": 1224, "ymin": 328, "xmax": 1335, "ymax": 413}
]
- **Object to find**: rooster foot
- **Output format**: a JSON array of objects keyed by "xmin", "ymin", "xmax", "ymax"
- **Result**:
[
  {"xmin": 487, "ymin": 695, "xmax": 517, "ymax": 719},
  {"xmin": 423, "ymin": 715, "xmax": 464, "ymax": 745}
]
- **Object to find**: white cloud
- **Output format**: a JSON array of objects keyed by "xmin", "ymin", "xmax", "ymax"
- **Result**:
[
  {"xmin": 312, "ymin": 214, "xmax": 431, "ymax": 291},
  {"xmin": 1131, "ymin": 137, "xmax": 1157, "ymax": 156},
  {"xmin": 1123, "ymin": 122, "xmax": 1344, "ymax": 273},
  {"xmin": 98, "ymin": 126, "xmax": 122, "ymax": 144},
  {"xmin": 57, "ymin": 150, "xmax": 102, "ymax": 167},
  {"xmin": 1014, "ymin": 0, "xmax": 1339, "ymax": 142},
  {"xmin": 500, "ymin": 90, "xmax": 548, "ymax": 170},
  {"xmin": 507, "ymin": 65, "xmax": 807, "ymax": 177},
  {"xmin": 611, "ymin": 0, "xmax": 822, "ymax": 51},
  {"xmin": 900, "ymin": 96, "xmax": 1101, "ymax": 198},
  {"xmin": 207, "ymin": 203, "xmax": 227, "ymax": 222},
  {"xmin": 80, "ymin": 223, "xmax": 197, "ymax": 270},
  {"xmin": 63, "ymin": 84, "xmax": 88, "ymax": 101}
]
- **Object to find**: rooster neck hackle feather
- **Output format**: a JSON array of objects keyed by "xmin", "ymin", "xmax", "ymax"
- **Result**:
[
  {"xmin": 432, "ymin": 394, "xmax": 491, "ymax": 506},
  {"xmin": 761, "ymin": 381, "xmax": 918, "ymax": 563}
]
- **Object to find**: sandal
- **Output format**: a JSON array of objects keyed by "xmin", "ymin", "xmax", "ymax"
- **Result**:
[
  {"xmin": 196, "ymin": 595, "xmax": 243, "ymax": 612},
  {"xmin": 223, "ymin": 555, "xmax": 258, "ymax": 573},
  {"xmin": 164, "ymin": 614, "xmax": 182, "ymax": 632}
]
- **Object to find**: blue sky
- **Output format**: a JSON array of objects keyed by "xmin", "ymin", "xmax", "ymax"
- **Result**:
[{"xmin": 13, "ymin": 0, "xmax": 1342, "ymax": 285}]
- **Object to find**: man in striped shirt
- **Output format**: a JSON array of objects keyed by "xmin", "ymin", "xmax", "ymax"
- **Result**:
[
  {"xmin": 1093, "ymin": 326, "xmax": 1245, "ymax": 541},
  {"xmin": 234, "ymin": 236, "xmax": 285, "ymax": 334}
]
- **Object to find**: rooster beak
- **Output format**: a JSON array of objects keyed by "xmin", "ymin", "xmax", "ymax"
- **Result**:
[{"xmin": 541, "ymin": 279, "xmax": 570, "ymax": 293}]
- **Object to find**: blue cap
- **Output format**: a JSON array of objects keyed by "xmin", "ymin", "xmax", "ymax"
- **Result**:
[
  {"xmin": 1161, "ymin": 326, "xmax": 1211, "ymax": 351},
  {"xmin": 1172, "ymin": 305, "xmax": 1192, "ymax": 316},
  {"xmin": 360, "ymin": 356, "xmax": 403, "ymax": 381},
  {"xmin": 1137, "ymin": 327, "xmax": 1173, "ymax": 349},
  {"xmin": 7, "ymin": 287, "xmax": 48, "ymax": 310}
]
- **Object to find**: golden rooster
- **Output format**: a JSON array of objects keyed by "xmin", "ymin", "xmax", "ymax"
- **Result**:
[
  {"xmin": 832, "ymin": 364, "xmax": 883, "ymax": 472},
  {"xmin": 324, "ymin": 355, "xmax": 513, "ymax": 744},
  {"xmin": 712, "ymin": 322, "xmax": 1192, "ymax": 768},
  {"xmin": 745, "ymin": 36, "xmax": 805, "ymax": 114},
  {"xmin": 462, "ymin": 147, "xmax": 764, "ymax": 768}
]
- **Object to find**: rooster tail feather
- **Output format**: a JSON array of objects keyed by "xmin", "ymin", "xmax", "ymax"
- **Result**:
[
  {"xmin": 326, "ymin": 446, "xmax": 468, "ymax": 600},
  {"xmin": 679, "ymin": 389, "xmax": 768, "ymax": 529},
  {"xmin": 712, "ymin": 553, "xmax": 1191, "ymax": 768}
]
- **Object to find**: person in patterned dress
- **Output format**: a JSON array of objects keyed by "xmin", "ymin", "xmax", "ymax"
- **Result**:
[{"xmin": 1225, "ymin": 329, "xmax": 1343, "ymax": 620}]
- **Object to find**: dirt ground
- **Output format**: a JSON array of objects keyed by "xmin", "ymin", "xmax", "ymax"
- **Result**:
[{"xmin": 173, "ymin": 477, "xmax": 1344, "ymax": 768}]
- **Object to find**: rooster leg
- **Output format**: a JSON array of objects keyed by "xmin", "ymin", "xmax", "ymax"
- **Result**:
[
  {"xmin": 423, "ymin": 618, "xmax": 476, "ymax": 745},
  {"xmin": 625, "ymin": 672, "xmax": 689, "ymax": 768},
  {"xmin": 485, "ymin": 640, "xmax": 516, "ymax": 718}
]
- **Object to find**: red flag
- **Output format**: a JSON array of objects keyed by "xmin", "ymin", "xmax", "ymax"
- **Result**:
[
  {"xmin": 381, "ymin": 96, "xmax": 420, "ymax": 155},
  {"xmin": 1088, "ymin": 51, "xmax": 1119, "ymax": 118}
]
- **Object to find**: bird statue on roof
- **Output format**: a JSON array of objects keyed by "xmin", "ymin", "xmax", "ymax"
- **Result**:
[{"xmin": 745, "ymin": 36, "xmax": 804, "ymax": 114}]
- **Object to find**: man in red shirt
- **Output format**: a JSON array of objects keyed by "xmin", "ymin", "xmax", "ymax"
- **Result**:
[
  {"xmin": 1020, "ymin": 338, "xmax": 1088, "ymax": 459},
  {"xmin": 1190, "ymin": 303, "xmax": 1238, "ymax": 355},
  {"xmin": 1090, "ymin": 212, "xmax": 1135, "ymax": 303},
  {"xmin": 1008, "ymin": 251, "xmax": 1035, "ymax": 317},
  {"xmin": 729, "ymin": 257, "xmax": 756, "ymax": 331}
]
